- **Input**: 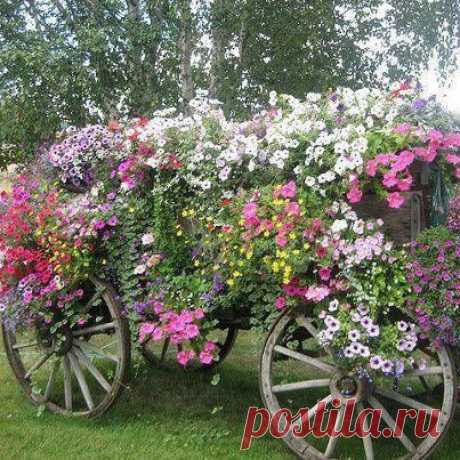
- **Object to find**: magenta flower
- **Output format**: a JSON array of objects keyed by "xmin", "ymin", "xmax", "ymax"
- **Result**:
[
  {"xmin": 177, "ymin": 350, "xmax": 195, "ymax": 366},
  {"xmin": 280, "ymin": 181, "xmax": 297, "ymax": 199},
  {"xmin": 199, "ymin": 351, "xmax": 214, "ymax": 365},
  {"xmin": 285, "ymin": 201, "xmax": 300, "ymax": 216},
  {"xmin": 275, "ymin": 233, "xmax": 288, "ymax": 247},
  {"xmin": 305, "ymin": 286, "xmax": 330, "ymax": 303},
  {"xmin": 185, "ymin": 323, "xmax": 200, "ymax": 339},
  {"xmin": 387, "ymin": 192, "xmax": 405, "ymax": 209},
  {"xmin": 275, "ymin": 296, "xmax": 286, "ymax": 310},
  {"xmin": 347, "ymin": 185, "xmax": 362, "ymax": 203},
  {"xmin": 107, "ymin": 216, "xmax": 118, "ymax": 226},
  {"xmin": 319, "ymin": 267, "xmax": 332, "ymax": 281},
  {"xmin": 193, "ymin": 308, "xmax": 205, "ymax": 320},
  {"xmin": 93, "ymin": 219, "xmax": 106, "ymax": 230},
  {"xmin": 139, "ymin": 322, "xmax": 156, "ymax": 343}
]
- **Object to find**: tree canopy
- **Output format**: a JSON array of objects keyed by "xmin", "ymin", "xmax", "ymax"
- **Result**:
[{"xmin": 0, "ymin": 0, "xmax": 459, "ymax": 164}]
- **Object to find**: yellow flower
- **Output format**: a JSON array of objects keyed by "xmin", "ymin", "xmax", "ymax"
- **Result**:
[
  {"xmin": 177, "ymin": 230, "xmax": 183, "ymax": 236},
  {"xmin": 239, "ymin": 219, "xmax": 245, "ymax": 226},
  {"xmin": 181, "ymin": 210, "xmax": 188, "ymax": 217},
  {"xmin": 213, "ymin": 264, "xmax": 220, "ymax": 271},
  {"xmin": 272, "ymin": 262, "xmax": 280, "ymax": 273},
  {"xmin": 304, "ymin": 243, "xmax": 310, "ymax": 250},
  {"xmin": 275, "ymin": 222, "xmax": 282, "ymax": 229},
  {"xmin": 264, "ymin": 231, "xmax": 270, "ymax": 237},
  {"xmin": 233, "ymin": 271, "xmax": 242, "ymax": 277},
  {"xmin": 227, "ymin": 279, "xmax": 235, "ymax": 287},
  {"xmin": 246, "ymin": 251, "xmax": 253, "ymax": 260},
  {"xmin": 289, "ymin": 232, "xmax": 297, "ymax": 240},
  {"xmin": 273, "ymin": 199, "xmax": 283, "ymax": 207},
  {"xmin": 129, "ymin": 207, "xmax": 135, "ymax": 213},
  {"xmin": 194, "ymin": 260, "xmax": 200, "ymax": 267},
  {"xmin": 293, "ymin": 249, "xmax": 300, "ymax": 256}
]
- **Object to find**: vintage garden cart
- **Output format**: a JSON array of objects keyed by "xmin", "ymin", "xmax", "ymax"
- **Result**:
[{"xmin": 2, "ymin": 158, "xmax": 458, "ymax": 460}]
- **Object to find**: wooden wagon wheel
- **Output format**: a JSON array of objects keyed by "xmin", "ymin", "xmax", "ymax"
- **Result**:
[
  {"xmin": 259, "ymin": 309, "xmax": 457, "ymax": 459},
  {"xmin": 141, "ymin": 326, "xmax": 238, "ymax": 370},
  {"xmin": 2, "ymin": 277, "xmax": 131, "ymax": 417}
]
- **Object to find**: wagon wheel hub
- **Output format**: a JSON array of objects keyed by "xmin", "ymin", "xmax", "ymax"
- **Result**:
[
  {"xmin": 330, "ymin": 371, "xmax": 372, "ymax": 403},
  {"xmin": 36, "ymin": 326, "xmax": 73, "ymax": 356}
]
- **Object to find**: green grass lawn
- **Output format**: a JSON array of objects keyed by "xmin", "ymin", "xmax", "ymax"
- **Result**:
[{"xmin": 1, "ymin": 331, "xmax": 460, "ymax": 460}]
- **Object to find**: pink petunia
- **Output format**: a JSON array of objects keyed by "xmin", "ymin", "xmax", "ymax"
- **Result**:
[
  {"xmin": 139, "ymin": 322, "xmax": 156, "ymax": 343},
  {"xmin": 199, "ymin": 351, "xmax": 214, "ymax": 365},
  {"xmin": 305, "ymin": 286, "xmax": 330, "ymax": 303},
  {"xmin": 414, "ymin": 146, "xmax": 437, "ymax": 162},
  {"xmin": 185, "ymin": 323, "xmax": 200, "ymax": 339},
  {"xmin": 347, "ymin": 185, "xmax": 362, "ymax": 203},
  {"xmin": 193, "ymin": 308, "xmax": 205, "ymax": 320},
  {"xmin": 275, "ymin": 296, "xmax": 286, "ymax": 310},
  {"xmin": 382, "ymin": 172, "xmax": 399, "ymax": 188},
  {"xmin": 203, "ymin": 341, "xmax": 217, "ymax": 353},
  {"xmin": 387, "ymin": 192, "xmax": 405, "ymax": 209},
  {"xmin": 107, "ymin": 216, "xmax": 118, "ymax": 226},
  {"xmin": 180, "ymin": 310, "xmax": 194, "ymax": 324},
  {"xmin": 275, "ymin": 233, "xmax": 288, "ymax": 247},
  {"xmin": 152, "ymin": 327, "xmax": 164, "ymax": 341},
  {"xmin": 177, "ymin": 350, "xmax": 195, "ymax": 366},
  {"xmin": 366, "ymin": 159, "xmax": 378, "ymax": 177},
  {"xmin": 397, "ymin": 174, "xmax": 412, "ymax": 192},
  {"xmin": 280, "ymin": 181, "xmax": 297, "ymax": 199},
  {"xmin": 285, "ymin": 201, "xmax": 300, "ymax": 216},
  {"xmin": 392, "ymin": 150, "xmax": 414, "ymax": 172},
  {"xmin": 447, "ymin": 153, "xmax": 460, "ymax": 165},
  {"xmin": 319, "ymin": 267, "xmax": 332, "ymax": 281},
  {"xmin": 393, "ymin": 123, "xmax": 413, "ymax": 135}
]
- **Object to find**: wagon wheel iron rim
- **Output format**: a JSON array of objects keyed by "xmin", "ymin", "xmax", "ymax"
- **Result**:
[
  {"xmin": 141, "ymin": 326, "xmax": 238, "ymax": 370},
  {"xmin": 259, "ymin": 309, "xmax": 457, "ymax": 460},
  {"xmin": 2, "ymin": 277, "xmax": 131, "ymax": 417}
]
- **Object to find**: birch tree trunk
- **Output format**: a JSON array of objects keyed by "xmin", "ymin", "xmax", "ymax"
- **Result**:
[
  {"xmin": 209, "ymin": 0, "xmax": 225, "ymax": 101},
  {"xmin": 177, "ymin": 0, "xmax": 194, "ymax": 113}
]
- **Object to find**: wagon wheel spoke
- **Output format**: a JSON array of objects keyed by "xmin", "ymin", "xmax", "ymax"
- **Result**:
[
  {"xmin": 24, "ymin": 352, "xmax": 53, "ymax": 380},
  {"xmin": 68, "ymin": 351, "xmax": 94, "ymax": 411},
  {"xmin": 368, "ymin": 396, "xmax": 415, "ymax": 453},
  {"xmin": 73, "ymin": 321, "xmax": 116, "ymax": 337},
  {"xmin": 383, "ymin": 366, "xmax": 443, "ymax": 378},
  {"xmin": 357, "ymin": 402, "xmax": 374, "ymax": 460},
  {"xmin": 72, "ymin": 346, "xmax": 112, "ymax": 393},
  {"xmin": 272, "ymin": 378, "xmax": 330, "ymax": 394},
  {"xmin": 273, "ymin": 345, "xmax": 336, "ymax": 374},
  {"xmin": 12, "ymin": 341, "xmax": 39, "ymax": 350},
  {"xmin": 74, "ymin": 340, "xmax": 119, "ymax": 364},
  {"xmin": 81, "ymin": 287, "xmax": 106, "ymax": 314},
  {"xmin": 45, "ymin": 360, "xmax": 60, "ymax": 401},
  {"xmin": 295, "ymin": 316, "xmax": 318, "ymax": 338},
  {"xmin": 324, "ymin": 403, "xmax": 345, "ymax": 458},
  {"xmin": 375, "ymin": 386, "xmax": 435, "ymax": 412},
  {"xmin": 63, "ymin": 355, "xmax": 73, "ymax": 411}
]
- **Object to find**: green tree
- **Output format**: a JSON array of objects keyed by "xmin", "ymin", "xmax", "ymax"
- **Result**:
[{"xmin": 0, "ymin": 0, "xmax": 459, "ymax": 165}]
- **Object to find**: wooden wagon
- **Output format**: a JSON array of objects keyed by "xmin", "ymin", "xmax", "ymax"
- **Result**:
[{"xmin": 2, "ymin": 161, "xmax": 457, "ymax": 460}]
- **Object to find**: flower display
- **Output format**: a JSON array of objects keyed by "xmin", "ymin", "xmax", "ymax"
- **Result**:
[
  {"xmin": 2, "ymin": 79, "xmax": 460, "ymax": 372},
  {"xmin": 47, "ymin": 124, "xmax": 126, "ymax": 187}
]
